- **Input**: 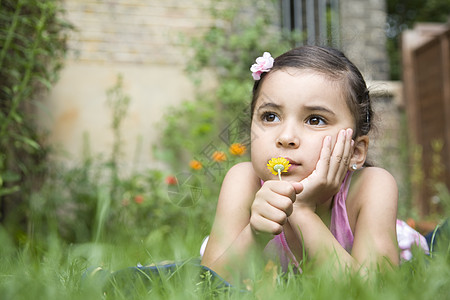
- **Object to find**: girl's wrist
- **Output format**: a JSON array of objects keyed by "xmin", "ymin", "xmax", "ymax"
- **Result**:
[
  {"xmin": 289, "ymin": 205, "xmax": 318, "ymax": 229},
  {"xmin": 293, "ymin": 201, "xmax": 316, "ymax": 213},
  {"xmin": 290, "ymin": 203, "xmax": 317, "ymax": 225}
]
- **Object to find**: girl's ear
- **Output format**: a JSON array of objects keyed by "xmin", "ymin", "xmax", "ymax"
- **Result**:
[{"xmin": 349, "ymin": 135, "xmax": 369, "ymax": 171}]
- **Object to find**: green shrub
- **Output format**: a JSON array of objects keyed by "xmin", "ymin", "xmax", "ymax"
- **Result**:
[{"xmin": 0, "ymin": 0, "xmax": 73, "ymax": 235}]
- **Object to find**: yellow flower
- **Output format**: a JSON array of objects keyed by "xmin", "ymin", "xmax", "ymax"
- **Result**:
[
  {"xmin": 189, "ymin": 160, "xmax": 203, "ymax": 170},
  {"xmin": 229, "ymin": 143, "xmax": 247, "ymax": 156},
  {"xmin": 267, "ymin": 157, "xmax": 291, "ymax": 180},
  {"xmin": 212, "ymin": 151, "xmax": 227, "ymax": 162}
]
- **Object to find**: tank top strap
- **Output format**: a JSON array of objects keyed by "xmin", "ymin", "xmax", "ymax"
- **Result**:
[{"xmin": 330, "ymin": 171, "xmax": 354, "ymax": 253}]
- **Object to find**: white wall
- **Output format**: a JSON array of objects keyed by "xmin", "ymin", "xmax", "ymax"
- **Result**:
[{"xmin": 39, "ymin": 0, "xmax": 213, "ymax": 171}]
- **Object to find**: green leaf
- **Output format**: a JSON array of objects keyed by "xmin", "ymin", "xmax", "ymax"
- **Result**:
[
  {"xmin": 0, "ymin": 185, "xmax": 20, "ymax": 197},
  {"xmin": 14, "ymin": 135, "xmax": 41, "ymax": 150},
  {"xmin": 37, "ymin": 76, "xmax": 52, "ymax": 90},
  {"xmin": 11, "ymin": 111, "xmax": 23, "ymax": 123},
  {"xmin": 1, "ymin": 170, "xmax": 21, "ymax": 182}
]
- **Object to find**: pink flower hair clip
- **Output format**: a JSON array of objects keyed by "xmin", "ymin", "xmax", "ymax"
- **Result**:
[{"xmin": 250, "ymin": 52, "xmax": 274, "ymax": 80}]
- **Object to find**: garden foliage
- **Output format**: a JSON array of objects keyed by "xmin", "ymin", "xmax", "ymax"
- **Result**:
[{"xmin": 0, "ymin": 0, "xmax": 72, "ymax": 234}]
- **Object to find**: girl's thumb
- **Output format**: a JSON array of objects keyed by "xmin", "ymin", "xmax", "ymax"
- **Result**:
[{"xmin": 290, "ymin": 182, "xmax": 303, "ymax": 194}]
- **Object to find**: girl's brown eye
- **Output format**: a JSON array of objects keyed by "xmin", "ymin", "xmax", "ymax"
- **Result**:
[
  {"xmin": 266, "ymin": 114, "xmax": 276, "ymax": 121},
  {"xmin": 307, "ymin": 116, "xmax": 326, "ymax": 126},
  {"xmin": 262, "ymin": 112, "xmax": 280, "ymax": 122},
  {"xmin": 310, "ymin": 117, "xmax": 320, "ymax": 125}
]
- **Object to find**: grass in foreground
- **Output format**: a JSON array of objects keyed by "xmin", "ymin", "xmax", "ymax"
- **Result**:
[{"xmin": 0, "ymin": 225, "xmax": 449, "ymax": 300}]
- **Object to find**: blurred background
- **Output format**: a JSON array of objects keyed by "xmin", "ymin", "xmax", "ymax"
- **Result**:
[{"xmin": 1, "ymin": 0, "xmax": 449, "ymax": 248}]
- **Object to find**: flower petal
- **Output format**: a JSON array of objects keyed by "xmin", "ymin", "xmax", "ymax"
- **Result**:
[{"xmin": 251, "ymin": 52, "xmax": 274, "ymax": 80}]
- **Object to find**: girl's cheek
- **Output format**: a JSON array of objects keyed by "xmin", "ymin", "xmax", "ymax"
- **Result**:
[
  {"xmin": 250, "ymin": 123, "xmax": 262, "ymax": 141},
  {"xmin": 320, "ymin": 131, "xmax": 340, "ymax": 151},
  {"xmin": 310, "ymin": 137, "xmax": 327, "ymax": 163}
]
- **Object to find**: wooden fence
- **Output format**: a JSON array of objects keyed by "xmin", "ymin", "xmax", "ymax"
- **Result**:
[{"xmin": 402, "ymin": 23, "xmax": 450, "ymax": 217}]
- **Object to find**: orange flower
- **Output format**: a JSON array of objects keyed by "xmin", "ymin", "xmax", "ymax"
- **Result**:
[
  {"xmin": 229, "ymin": 143, "xmax": 246, "ymax": 156},
  {"xmin": 165, "ymin": 175, "xmax": 178, "ymax": 185},
  {"xmin": 189, "ymin": 160, "xmax": 203, "ymax": 170},
  {"xmin": 406, "ymin": 218, "xmax": 416, "ymax": 229},
  {"xmin": 134, "ymin": 195, "xmax": 144, "ymax": 204},
  {"xmin": 212, "ymin": 151, "xmax": 227, "ymax": 162}
]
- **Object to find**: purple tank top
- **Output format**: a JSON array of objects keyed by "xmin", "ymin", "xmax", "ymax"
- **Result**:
[{"xmin": 330, "ymin": 171, "xmax": 354, "ymax": 252}]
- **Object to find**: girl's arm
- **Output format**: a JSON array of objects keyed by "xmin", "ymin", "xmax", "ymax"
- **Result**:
[
  {"xmin": 289, "ymin": 167, "xmax": 399, "ymax": 273},
  {"xmin": 349, "ymin": 167, "xmax": 399, "ymax": 268},
  {"xmin": 200, "ymin": 162, "xmax": 262, "ymax": 281}
]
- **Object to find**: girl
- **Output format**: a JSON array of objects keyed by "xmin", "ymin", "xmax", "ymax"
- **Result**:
[{"xmin": 201, "ymin": 46, "xmax": 424, "ymax": 283}]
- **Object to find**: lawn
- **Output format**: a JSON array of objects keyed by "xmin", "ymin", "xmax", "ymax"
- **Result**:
[{"xmin": 0, "ymin": 220, "xmax": 449, "ymax": 300}]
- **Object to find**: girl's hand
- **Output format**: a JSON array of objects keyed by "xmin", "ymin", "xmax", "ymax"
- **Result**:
[
  {"xmin": 250, "ymin": 180, "xmax": 302, "ymax": 242},
  {"xmin": 295, "ymin": 128, "xmax": 354, "ymax": 210}
]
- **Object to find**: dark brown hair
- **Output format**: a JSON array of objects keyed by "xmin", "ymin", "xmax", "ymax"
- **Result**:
[{"xmin": 251, "ymin": 45, "xmax": 372, "ymax": 138}]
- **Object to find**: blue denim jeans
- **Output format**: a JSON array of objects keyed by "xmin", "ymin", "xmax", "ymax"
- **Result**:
[
  {"xmin": 83, "ymin": 259, "xmax": 233, "ymax": 296},
  {"xmin": 425, "ymin": 218, "xmax": 450, "ymax": 254}
]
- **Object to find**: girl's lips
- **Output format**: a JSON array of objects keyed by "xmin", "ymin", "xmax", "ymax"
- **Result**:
[{"xmin": 284, "ymin": 157, "xmax": 300, "ymax": 166}]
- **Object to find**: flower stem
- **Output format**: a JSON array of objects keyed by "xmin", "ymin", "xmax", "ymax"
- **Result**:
[{"xmin": 278, "ymin": 170, "xmax": 282, "ymax": 181}]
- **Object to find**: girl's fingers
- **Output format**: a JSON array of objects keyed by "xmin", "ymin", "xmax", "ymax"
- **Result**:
[
  {"xmin": 327, "ymin": 129, "xmax": 346, "ymax": 177},
  {"xmin": 265, "ymin": 180, "xmax": 298, "ymax": 203},
  {"xmin": 328, "ymin": 128, "xmax": 353, "ymax": 180},
  {"xmin": 336, "ymin": 128, "xmax": 354, "ymax": 176},
  {"xmin": 259, "ymin": 205, "xmax": 289, "ymax": 226},
  {"xmin": 250, "ymin": 214, "xmax": 284, "ymax": 235},
  {"xmin": 314, "ymin": 135, "xmax": 332, "ymax": 176},
  {"xmin": 267, "ymin": 194, "xmax": 294, "ymax": 215},
  {"xmin": 290, "ymin": 181, "xmax": 303, "ymax": 194}
]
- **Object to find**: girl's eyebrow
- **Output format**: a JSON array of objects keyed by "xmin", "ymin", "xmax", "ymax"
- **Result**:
[
  {"xmin": 256, "ymin": 92, "xmax": 282, "ymax": 111},
  {"xmin": 303, "ymin": 105, "xmax": 336, "ymax": 116},
  {"xmin": 256, "ymin": 102, "xmax": 283, "ymax": 112}
]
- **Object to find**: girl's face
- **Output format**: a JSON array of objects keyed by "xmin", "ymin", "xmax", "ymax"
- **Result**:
[{"xmin": 251, "ymin": 68, "xmax": 356, "ymax": 182}]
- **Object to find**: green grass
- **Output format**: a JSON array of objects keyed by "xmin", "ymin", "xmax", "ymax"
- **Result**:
[{"xmin": 0, "ymin": 224, "xmax": 449, "ymax": 300}]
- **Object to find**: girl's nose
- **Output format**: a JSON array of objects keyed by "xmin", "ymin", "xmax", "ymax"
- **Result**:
[{"xmin": 276, "ymin": 125, "xmax": 300, "ymax": 148}]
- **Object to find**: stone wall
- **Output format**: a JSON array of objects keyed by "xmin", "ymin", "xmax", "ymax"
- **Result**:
[
  {"xmin": 339, "ymin": 0, "xmax": 410, "ymax": 206},
  {"xmin": 63, "ymin": 0, "xmax": 212, "ymax": 64},
  {"xmin": 339, "ymin": 0, "xmax": 408, "ymax": 201},
  {"xmin": 368, "ymin": 81, "xmax": 407, "ymax": 201},
  {"xmin": 340, "ymin": 0, "xmax": 389, "ymax": 80}
]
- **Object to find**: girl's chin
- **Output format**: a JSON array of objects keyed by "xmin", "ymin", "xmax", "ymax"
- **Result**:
[{"xmin": 281, "ymin": 173, "xmax": 307, "ymax": 182}]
